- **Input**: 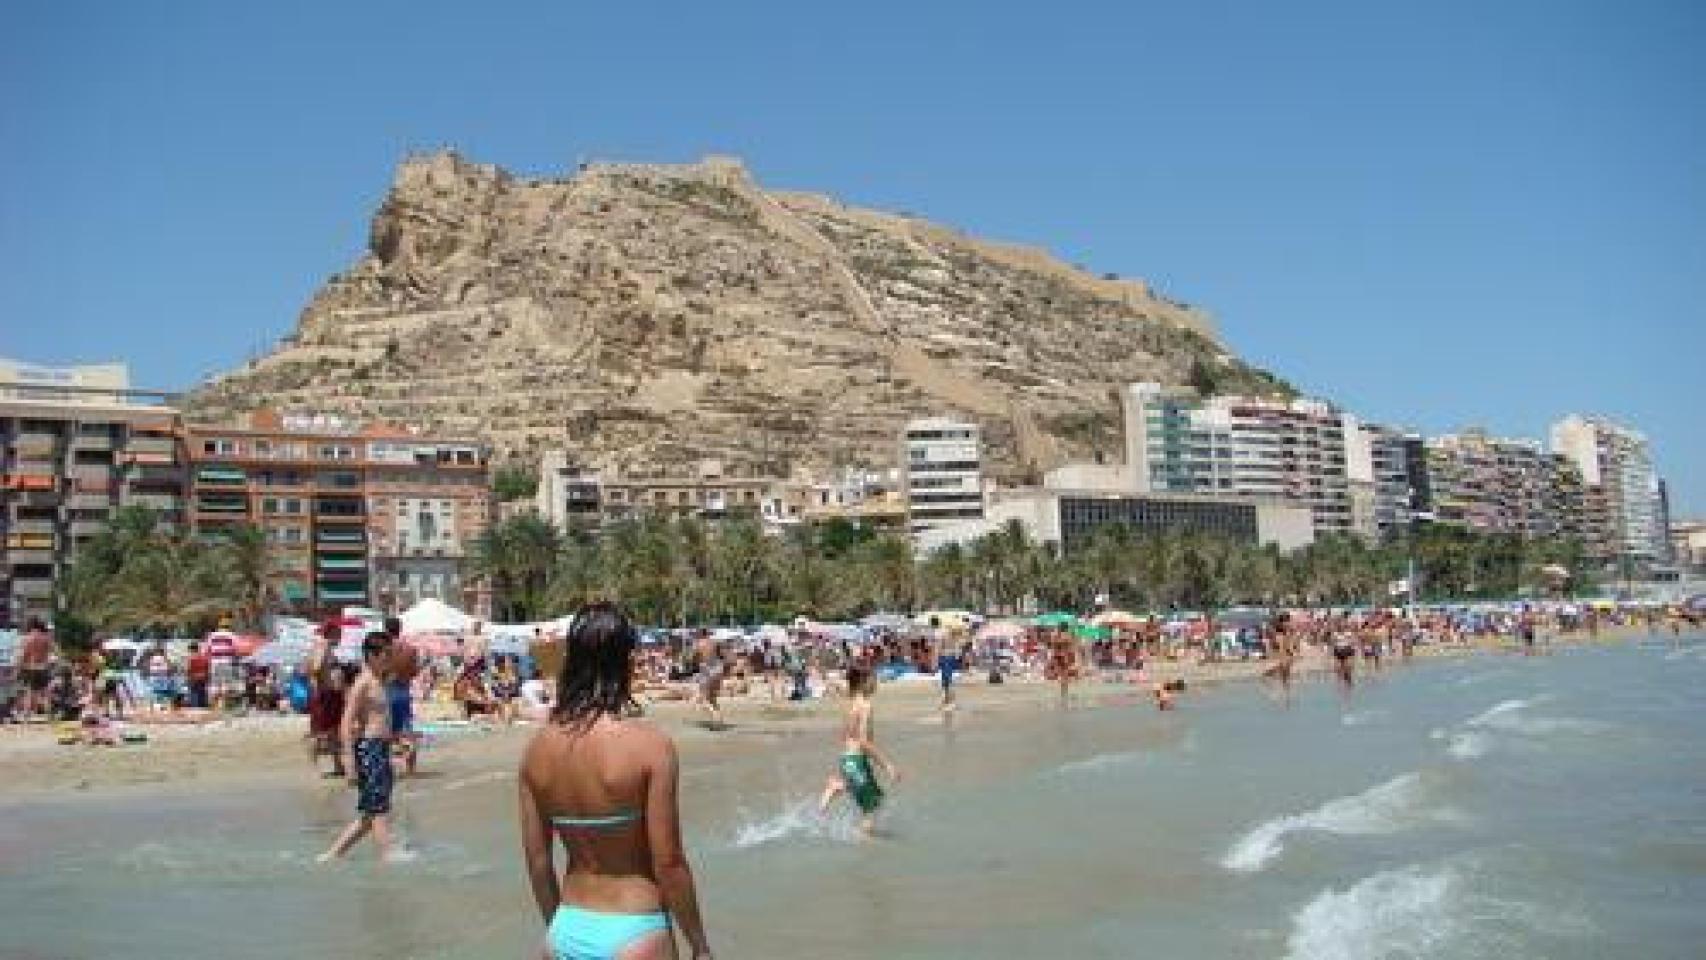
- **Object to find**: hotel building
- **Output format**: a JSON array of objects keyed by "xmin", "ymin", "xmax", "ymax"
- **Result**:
[
  {"xmin": 1121, "ymin": 383, "xmax": 1355, "ymax": 533},
  {"xmin": 184, "ymin": 410, "xmax": 491, "ymax": 616},
  {"xmin": 900, "ymin": 418, "xmax": 986, "ymax": 539},
  {"xmin": 1, "ymin": 361, "xmax": 186, "ymax": 627},
  {"xmin": 1550, "ymin": 415, "xmax": 1664, "ymax": 563}
]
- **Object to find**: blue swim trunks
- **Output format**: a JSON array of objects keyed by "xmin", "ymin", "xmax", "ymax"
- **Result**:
[
  {"xmin": 386, "ymin": 681, "xmax": 414, "ymax": 735},
  {"xmin": 353, "ymin": 737, "xmax": 393, "ymax": 815},
  {"xmin": 938, "ymin": 655, "xmax": 960, "ymax": 690}
]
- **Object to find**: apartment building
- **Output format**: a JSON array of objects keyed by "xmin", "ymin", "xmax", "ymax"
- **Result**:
[
  {"xmin": 1121, "ymin": 383, "xmax": 1354, "ymax": 534},
  {"xmin": 184, "ymin": 410, "xmax": 490, "ymax": 616},
  {"xmin": 900, "ymin": 418, "xmax": 985, "ymax": 539},
  {"xmin": 1, "ymin": 361, "xmax": 185, "ymax": 627},
  {"xmin": 1550, "ymin": 415, "xmax": 1664, "ymax": 563},
  {"xmin": 1356, "ymin": 424, "xmax": 1423, "ymax": 536},
  {"xmin": 1411, "ymin": 430, "xmax": 1589, "ymax": 542}
]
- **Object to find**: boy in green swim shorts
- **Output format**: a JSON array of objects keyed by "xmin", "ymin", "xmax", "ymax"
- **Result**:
[{"xmin": 819, "ymin": 665, "xmax": 900, "ymax": 836}]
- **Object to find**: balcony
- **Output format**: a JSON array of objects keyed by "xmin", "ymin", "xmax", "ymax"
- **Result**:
[
  {"xmin": 128, "ymin": 464, "xmax": 184, "ymax": 485},
  {"xmin": 315, "ymin": 556, "xmax": 368, "ymax": 572},
  {"xmin": 194, "ymin": 466, "xmax": 248, "ymax": 487},
  {"xmin": 6, "ymin": 548, "xmax": 56, "ymax": 565},
  {"xmin": 11, "ymin": 577, "xmax": 55, "ymax": 599},
  {"xmin": 71, "ymin": 434, "xmax": 115, "ymax": 452},
  {"xmin": 126, "ymin": 436, "xmax": 178, "ymax": 457},
  {"xmin": 67, "ymin": 491, "xmax": 112, "ymax": 511},
  {"xmin": 9, "ymin": 517, "xmax": 58, "ymax": 535},
  {"xmin": 315, "ymin": 584, "xmax": 370, "ymax": 602},
  {"xmin": 124, "ymin": 492, "xmax": 183, "ymax": 512},
  {"xmin": 8, "ymin": 489, "xmax": 61, "ymax": 509}
]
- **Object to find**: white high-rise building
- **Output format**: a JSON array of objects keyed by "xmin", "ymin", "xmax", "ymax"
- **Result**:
[
  {"xmin": 1122, "ymin": 383, "xmax": 1355, "ymax": 533},
  {"xmin": 900, "ymin": 417, "xmax": 984, "ymax": 539},
  {"xmin": 1550, "ymin": 415, "xmax": 1661, "ymax": 562}
]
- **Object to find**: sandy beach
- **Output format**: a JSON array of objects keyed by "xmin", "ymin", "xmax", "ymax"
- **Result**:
[{"xmin": 2, "ymin": 632, "xmax": 1601, "ymax": 801}]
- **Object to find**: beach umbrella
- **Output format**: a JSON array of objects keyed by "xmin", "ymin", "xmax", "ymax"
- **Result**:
[
  {"xmin": 1071, "ymin": 623, "xmax": 1112, "ymax": 642},
  {"xmin": 1033, "ymin": 611, "xmax": 1079, "ymax": 628},
  {"xmin": 860, "ymin": 613, "xmax": 910, "ymax": 630},
  {"xmin": 912, "ymin": 610, "xmax": 975, "ymax": 630},
  {"xmin": 400, "ymin": 598, "xmax": 472, "ymax": 634},
  {"xmin": 976, "ymin": 621, "xmax": 1026, "ymax": 641},
  {"xmin": 1090, "ymin": 610, "xmax": 1142, "ymax": 628}
]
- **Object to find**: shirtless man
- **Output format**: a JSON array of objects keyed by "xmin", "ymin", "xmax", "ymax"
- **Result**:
[
  {"xmin": 319, "ymin": 633, "xmax": 396, "ymax": 862},
  {"xmin": 383, "ymin": 616, "xmax": 421, "ymax": 776},
  {"xmin": 1262, "ymin": 618, "xmax": 1299, "ymax": 701},
  {"xmin": 17, "ymin": 618, "xmax": 55, "ymax": 719},
  {"xmin": 1046, "ymin": 627, "xmax": 1076, "ymax": 708},
  {"xmin": 692, "ymin": 632, "xmax": 725, "ymax": 727},
  {"xmin": 818, "ymin": 665, "xmax": 900, "ymax": 837}
]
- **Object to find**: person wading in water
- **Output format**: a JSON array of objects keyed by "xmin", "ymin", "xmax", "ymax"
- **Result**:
[{"xmin": 518, "ymin": 602, "xmax": 713, "ymax": 960}]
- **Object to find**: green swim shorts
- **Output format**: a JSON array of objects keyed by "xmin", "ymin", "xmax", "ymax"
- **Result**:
[{"xmin": 839, "ymin": 751, "xmax": 884, "ymax": 814}]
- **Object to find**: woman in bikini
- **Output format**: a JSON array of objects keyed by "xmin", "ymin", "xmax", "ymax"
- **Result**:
[{"xmin": 519, "ymin": 602, "xmax": 713, "ymax": 960}]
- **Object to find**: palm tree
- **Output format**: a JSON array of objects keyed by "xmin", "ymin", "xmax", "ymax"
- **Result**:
[
  {"xmin": 106, "ymin": 533, "xmax": 230, "ymax": 635},
  {"xmin": 472, "ymin": 514, "xmax": 565, "ymax": 621},
  {"xmin": 212, "ymin": 523, "xmax": 271, "ymax": 632}
]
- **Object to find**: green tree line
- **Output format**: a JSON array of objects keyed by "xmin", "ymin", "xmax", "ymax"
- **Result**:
[{"xmin": 474, "ymin": 512, "xmax": 1596, "ymax": 625}]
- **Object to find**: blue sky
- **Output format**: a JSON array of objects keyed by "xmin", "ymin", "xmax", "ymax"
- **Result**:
[{"xmin": 3, "ymin": 1, "xmax": 1701, "ymax": 512}]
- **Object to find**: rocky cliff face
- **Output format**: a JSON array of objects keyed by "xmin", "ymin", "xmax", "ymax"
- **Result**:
[{"xmin": 186, "ymin": 151, "xmax": 1289, "ymax": 479}]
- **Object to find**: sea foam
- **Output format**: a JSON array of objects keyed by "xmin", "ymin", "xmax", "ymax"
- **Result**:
[
  {"xmin": 1284, "ymin": 862, "xmax": 1457, "ymax": 960},
  {"xmin": 1284, "ymin": 858, "xmax": 1592, "ymax": 960},
  {"xmin": 1052, "ymin": 750, "xmax": 1147, "ymax": 777},
  {"xmin": 1220, "ymin": 772, "xmax": 1457, "ymax": 873},
  {"xmin": 1466, "ymin": 697, "xmax": 1606, "ymax": 737}
]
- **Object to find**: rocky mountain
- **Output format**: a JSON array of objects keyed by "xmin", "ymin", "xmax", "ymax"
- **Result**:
[{"xmin": 186, "ymin": 151, "xmax": 1290, "ymax": 480}]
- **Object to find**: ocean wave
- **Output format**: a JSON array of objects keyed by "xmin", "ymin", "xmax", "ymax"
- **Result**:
[
  {"xmin": 1285, "ymin": 862, "xmax": 1457, "ymax": 960},
  {"xmin": 1221, "ymin": 772, "xmax": 1458, "ymax": 873},
  {"xmin": 1053, "ymin": 750, "xmax": 1147, "ymax": 777},
  {"xmin": 1340, "ymin": 709, "xmax": 1387, "ymax": 727},
  {"xmin": 1283, "ymin": 858, "xmax": 1593, "ymax": 960},
  {"xmin": 1446, "ymin": 731, "xmax": 1493, "ymax": 760},
  {"xmin": 1465, "ymin": 697, "xmax": 1606, "ymax": 737},
  {"xmin": 728, "ymin": 797, "xmax": 863, "ymax": 849}
]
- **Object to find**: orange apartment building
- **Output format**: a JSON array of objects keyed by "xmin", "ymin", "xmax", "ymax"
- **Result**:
[{"xmin": 184, "ymin": 410, "xmax": 492, "ymax": 618}]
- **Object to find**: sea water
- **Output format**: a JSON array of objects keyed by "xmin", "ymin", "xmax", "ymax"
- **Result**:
[{"xmin": 3, "ymin": 635, "xmax": 1704, "ymax": 959}]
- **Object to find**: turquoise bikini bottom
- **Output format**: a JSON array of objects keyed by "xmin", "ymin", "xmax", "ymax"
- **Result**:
[{"xmin": 549, "ymin": 903, "xmax": 669, "ymax": 959}]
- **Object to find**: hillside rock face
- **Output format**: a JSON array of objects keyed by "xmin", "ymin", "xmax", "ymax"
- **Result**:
[{"xmin": 187, "ymin": 152, "xmax": 1288, "ymax": 480}]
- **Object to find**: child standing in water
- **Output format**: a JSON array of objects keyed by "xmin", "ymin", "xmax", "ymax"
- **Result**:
[
  {"xmin": 319, "ymin": 633, "xmax": 396, "ymax": 862},
  {"xmin": 819, "ymin": 665, "xmax": 900, "ymax": 837}
]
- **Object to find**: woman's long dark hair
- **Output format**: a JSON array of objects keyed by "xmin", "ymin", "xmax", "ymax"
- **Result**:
[{"xmin": 552, "ymin": 601, "xmax": 637, "ymax": 729}]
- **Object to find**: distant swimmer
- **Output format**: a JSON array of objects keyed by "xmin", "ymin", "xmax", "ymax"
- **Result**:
[
  {"xmin": 319, "ymin": 633, "xmax": 397, "ymax": 863},
  {"xmin": 518, "ymin": 603, "xmax": 714, "ymax": 960},
  {"xmin": 1331, "ymin": 632, "xmax": 1357, "ymax": 689},
  {"xmin": 819, "ymin": 665, "xmax": 900, "ymax": 838},
  {"xmin": 1046, "ymin": 627, "xmax": 1076, "ymax": 708},
  {"xmin": 1261, "ymin": 627, "xmax": 1298, "ymax": 702},
  {"xmin": 936, "ymin": 627, "xmax": 963, "ymax": 713}
]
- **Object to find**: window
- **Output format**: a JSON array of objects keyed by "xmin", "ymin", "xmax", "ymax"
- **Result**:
[
  {"xmin": 318, "ymin": 445, "xmax": 355, "ymax": 461},
  {"xmin": 202, "ymin": 439, "xmax": 240, "ymax": 456}
]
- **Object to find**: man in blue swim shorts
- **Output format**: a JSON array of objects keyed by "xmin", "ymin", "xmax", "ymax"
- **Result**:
[{"xmin": 320, "ymin": 633, "xmax": 397, "ymax": 862}]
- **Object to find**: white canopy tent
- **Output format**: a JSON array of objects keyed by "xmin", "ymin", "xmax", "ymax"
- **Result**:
[{"xmin": 399, "ymin": 598, "xmax": 472, "ymax": 634}]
